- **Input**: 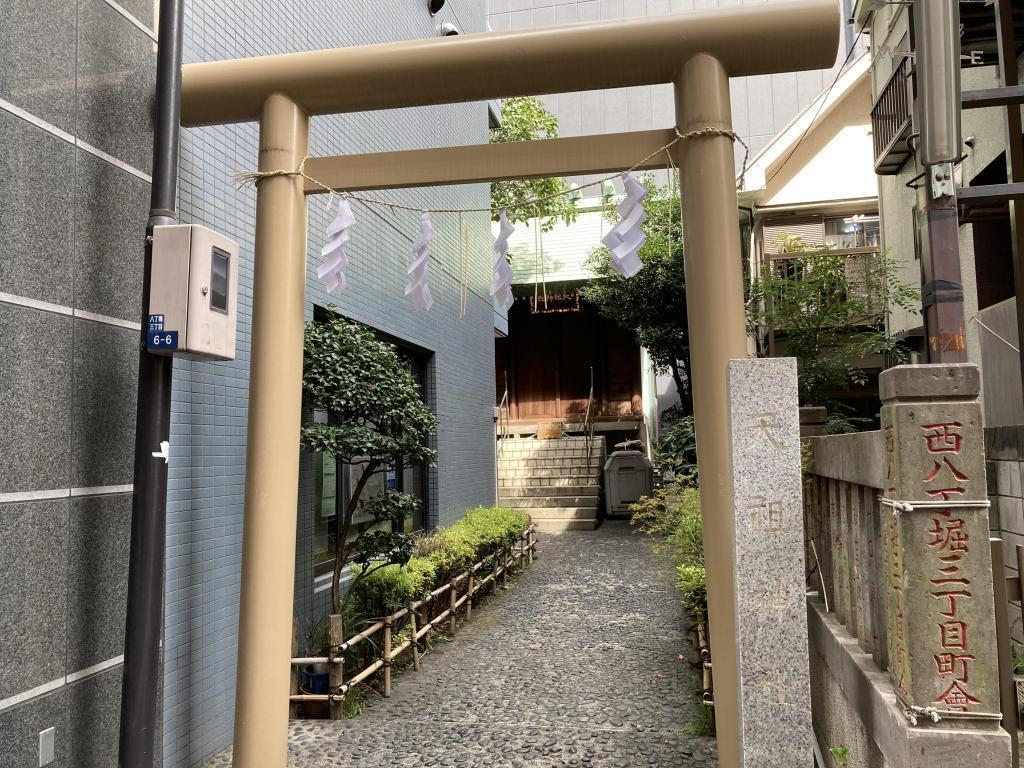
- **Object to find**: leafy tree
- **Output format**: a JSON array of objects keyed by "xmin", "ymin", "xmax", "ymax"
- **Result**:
[
  {"xmin": 301, "ymin": 313, "xmax": 438, "ymax": 615},
  {"xmin": 746, "ymin": 235, "xmax": 918, "ymax": 413},
  {"xmin": 580, "ymin": 179, "xmax": 693, "ymax": 412},
  {"xmin": 490, "ymin": 96, "xmax": 578, "ymax": 231}
]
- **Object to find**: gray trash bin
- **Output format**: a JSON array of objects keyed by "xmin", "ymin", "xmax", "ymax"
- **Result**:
[{"xmin": 603, "ymin": 448, "xmax": 653, "ymax": 518}]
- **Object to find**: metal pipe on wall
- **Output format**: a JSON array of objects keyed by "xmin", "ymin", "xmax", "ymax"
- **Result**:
[{"xmin": 119, "ymin": 0, "xmax": 184, "ymax": 765}]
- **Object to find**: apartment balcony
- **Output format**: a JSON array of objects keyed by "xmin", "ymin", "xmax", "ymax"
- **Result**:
[{"xmin": 870, "ymin": 57, "xmax": 913, "ymax": 176}]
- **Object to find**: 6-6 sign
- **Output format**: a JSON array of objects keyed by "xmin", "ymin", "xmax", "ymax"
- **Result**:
[{"xmin": 147, "ymin": 330, "xmax": 179, "ymax": 351}]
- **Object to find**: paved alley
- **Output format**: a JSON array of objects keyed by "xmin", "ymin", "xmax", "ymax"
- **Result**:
[{"xmin": 206, "ymin": 522, "xmax": 717, "ymax": 768}]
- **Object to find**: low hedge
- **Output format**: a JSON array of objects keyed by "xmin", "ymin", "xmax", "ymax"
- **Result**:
[{"xmin": 348, "ymin": 506, "xmax": 528, "ymax": 619}]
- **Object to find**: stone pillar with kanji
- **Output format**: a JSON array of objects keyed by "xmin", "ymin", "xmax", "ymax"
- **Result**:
[{"xmin": 880, "ymin": 363, "xmax": 1000, "ymax": 721}]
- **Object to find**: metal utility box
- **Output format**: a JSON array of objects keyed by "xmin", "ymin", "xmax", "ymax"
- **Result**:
[
  {"xmin": 603, "ymin": 448, "xmax": 653, "ymax": 517},
  {"xmin": 148, "ymin": 224, "xmax": 239, "ymax": 360}
]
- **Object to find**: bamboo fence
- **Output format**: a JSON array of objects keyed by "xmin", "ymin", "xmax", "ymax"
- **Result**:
[{"xmin": 289, "ymin": 525, "xmax": 537, "ymax": 715}]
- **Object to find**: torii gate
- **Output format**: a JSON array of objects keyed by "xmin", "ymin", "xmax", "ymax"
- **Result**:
[{"xmin": 179, "ymin": 3, "xmax": 839, "ymax": 766}]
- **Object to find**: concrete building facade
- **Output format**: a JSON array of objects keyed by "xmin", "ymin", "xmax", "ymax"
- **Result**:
[{"xmin": 2, "ymin": 1, "xmax": 497, "ymax": 766}]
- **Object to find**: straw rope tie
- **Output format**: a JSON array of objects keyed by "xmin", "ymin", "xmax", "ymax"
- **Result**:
[{"xmin": 232, "ymin": 126, "xmax": 750, "ymax": 214}]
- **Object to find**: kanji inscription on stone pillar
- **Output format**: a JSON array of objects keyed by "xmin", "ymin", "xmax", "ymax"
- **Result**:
[
  {"xmin": 880, "ymin": 363, "xmax": 999, "ymax": 720},
  {"xmin": 728, "ymin": 358, "xmax": 811, "ymax": 766}
]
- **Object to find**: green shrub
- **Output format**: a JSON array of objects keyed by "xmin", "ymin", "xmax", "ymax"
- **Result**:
[
  {"xmin": 457, "ymin": 506, "xmax": 528, "ymax": 551},
  {"xmin": 630, "ymin": 478, "xmax": 703, "ymax": 564},
  {"xmin": 349, "ymin": 557, "xmax": 437, "ymax": 618},
  {"xmin": 630, "ymin": 477, "xmax": 706, "ymax": 622},
  {"xmin": 346, "ymin": 506, "xmax": 528, "ymax": 619},
  {"xmin": 676, "ymin": 563, "xmax": 707, "ymax": 623},
  {"xmin": 654, "ymin": 415, "xmax": 698, "ymax": 479}
]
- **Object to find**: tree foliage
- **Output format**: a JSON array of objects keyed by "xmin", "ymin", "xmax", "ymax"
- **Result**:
[
  {"xmin": 302, "ymin": 313, "xmax": 438, "ymax": 614},
  {"xmin": 745, "ymin": 235, "xmax": 919, "ymax": 412},
  {"xmin": 579, "ymin": 178, "xmax": 692, "ymax": 412},
  {"xmin": 490, "ymin": 96, "xmax": 578, "ymax": 231}
]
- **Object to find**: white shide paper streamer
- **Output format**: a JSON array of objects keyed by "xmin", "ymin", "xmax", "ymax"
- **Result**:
[
  {"xmin": 601, "ymin": 173, "xmax": 647, "ymax": 278},
  {"xmin": 489, "ymin": 207, "xmax": 515, "ymax": 311},
  {"xmin": 406, "ymin": 210, "xmax": 435, "ymax": 312},
  {"xmin": 318, "ymin": 198, "xmax": 355, "ymax": 292}
]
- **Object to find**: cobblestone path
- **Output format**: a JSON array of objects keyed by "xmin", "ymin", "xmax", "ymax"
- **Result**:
[{"xmin": 207, "ymin": 522, "xmax": 718, "ymax": 767}]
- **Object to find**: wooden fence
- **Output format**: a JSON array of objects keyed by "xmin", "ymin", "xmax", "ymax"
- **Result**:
[{"xmin": 289, "ymin": 525, "xmax": 537, "ymax": 716}]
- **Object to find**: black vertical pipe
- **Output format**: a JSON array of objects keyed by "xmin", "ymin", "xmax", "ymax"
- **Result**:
[{"xmin": 119, "ymin": 1, "xmax": 183, "ymax": 766}]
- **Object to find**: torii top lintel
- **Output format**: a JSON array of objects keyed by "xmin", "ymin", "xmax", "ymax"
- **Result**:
[{"xmin": 180, "ymin": 0, "xmax": 839, "ymax": 128}]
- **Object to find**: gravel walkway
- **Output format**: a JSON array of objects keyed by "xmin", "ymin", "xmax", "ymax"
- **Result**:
[{"xmin": 206, "ymin": 522, "xmax": 718, "ymax": 767}]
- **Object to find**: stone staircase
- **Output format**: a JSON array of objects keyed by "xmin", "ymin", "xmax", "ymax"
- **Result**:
[{"xmin": 496, "ymin": 436, "xmax": 605, "ymax": 531}]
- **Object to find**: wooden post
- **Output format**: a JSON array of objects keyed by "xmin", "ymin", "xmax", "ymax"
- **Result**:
[
  {"xmin": 466, "ymin": 574, "xmax": 474, "ymax": 622},
  {"xmin": 408, "ymin": 605, "xmax": 421, "ymax": 672},
  {"xmin": 449, "ymin": 580, "xmax": 457, "ymax": 634},
  {"xmin": 528, "ymin": 528, "xmax": 534, "ymax": 565},
  {"xmin": 382, "ymin": 616, "xmax": 393, "ymax": 697},
  {"xmin": 492, "ymin": 550, "xmax": 500, "ymax": 593},
  {"xmin": 503, "ymin": 545, "xmax": 510, "ymax": 587},
  {"xmin": 288, "ymin": 617, "xmax": 300, "ymax": 719},
  {"xmin": 328, "ymin": 615, "xmax": 343, "ymax": 720}
]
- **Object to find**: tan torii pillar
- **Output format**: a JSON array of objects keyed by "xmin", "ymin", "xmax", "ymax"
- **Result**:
[
  {"xmin": 673, "ymin": 54, "xmax": 748, "ymax": 768},
  {"xmin": 177, "ymin": 4, "xmax": 839, "ymax": 766}
]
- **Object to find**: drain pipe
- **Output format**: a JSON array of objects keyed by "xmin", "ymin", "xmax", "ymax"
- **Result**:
[{"xmin": 119, "ymin": 0, "xmax": 183, "ymax": 766}]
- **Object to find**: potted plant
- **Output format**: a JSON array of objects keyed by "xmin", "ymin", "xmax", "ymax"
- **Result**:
[{"xmin": 302, "ymin": 617, "xmax": 331, "ymax": 693}]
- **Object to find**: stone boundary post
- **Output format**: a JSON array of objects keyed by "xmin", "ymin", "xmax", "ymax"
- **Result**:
[
  {"xmin": 728, "ymin": 358, "xmax": 812, "ymax": 766},
  {"xmin": 880, "ymin": 363, "xmax": 1001, "ymax": 723}
]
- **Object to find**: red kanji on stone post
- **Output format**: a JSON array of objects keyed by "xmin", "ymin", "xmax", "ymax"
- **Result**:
[{"xmin": 880, "ymin": 364, "xmax": 999, "ymax": 720}]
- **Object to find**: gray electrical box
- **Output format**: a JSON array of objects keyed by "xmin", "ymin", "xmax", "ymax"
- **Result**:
[
  {"xmin": 148, "ymin": 224, "xmax": 239, "ymax": 360},
  {"xmin": 603, "ymin": 448, "xmax": 653, "ymax": 517}
]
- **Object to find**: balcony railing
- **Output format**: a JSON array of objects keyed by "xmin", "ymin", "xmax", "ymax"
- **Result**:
[{"xmin": 870, "ymin": 57, "xmax": 913, "ymax": 175}]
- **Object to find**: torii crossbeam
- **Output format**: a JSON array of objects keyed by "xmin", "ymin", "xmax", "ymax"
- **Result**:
[{"xmin": 178, "ymin": 4, "xmax": 839, "ymax": 767}]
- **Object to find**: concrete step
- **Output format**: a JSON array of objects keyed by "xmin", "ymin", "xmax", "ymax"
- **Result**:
[
  {"xmin": 498, "ymin": 485, "xmax": 600, "ymax": 498},
  {"xmin": 499, "ymin": 474, "xmax": 599, "ymax": 488},
  {"xmin": 498, "ymin": 457, "xmax": 603, "ymax": 470},
  {"xmin": 500, "ymin": 437, "xmax": 593, "ymax": 447},
  {"xmin": 499, "ymin": 439, "xmax": 603, "ymax": 450},
  {"xmin": 520, "ymin": 507, "xmax": 596, "ymax": 520},
  {"xmin": 498, "ymin": 495, "xmax": 599, "ymax": 508},
  {"xmin": 498, "ymin": 467, "xmax": 601, "ymax": 480},
  {"xmin": 532, "ymin": 518, "xmax": 599, "ymax": 532}
]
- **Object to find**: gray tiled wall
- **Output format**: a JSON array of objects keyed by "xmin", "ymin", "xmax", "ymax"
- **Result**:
[
  {"xmin": 986, "ymin": 426, "xmax": 1024, "ymax": 646},
  {"xmin": 0, "ymin": 1, "xmax": 156, "ymax": 766},
  {"xmin": 164, "ymin": 2, "xmax": 497, "ymax": 766},
  {"xmin": 487, "ymin": 0, "xmax": 850, "ymax": 185}
]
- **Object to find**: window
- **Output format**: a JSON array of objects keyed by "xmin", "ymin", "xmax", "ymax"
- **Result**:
[
  {"xmin": 210, "ymin": 247, "xmax": 230, "ymax": 314},
  {"xmin": 824, "ymin": 215, "xmax": 880, "ymax": 250}
]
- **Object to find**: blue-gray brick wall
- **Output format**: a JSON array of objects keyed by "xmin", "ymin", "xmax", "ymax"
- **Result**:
[{"xmin": 163, "ymin": 2, "xmax": 497, "ymax": 766}]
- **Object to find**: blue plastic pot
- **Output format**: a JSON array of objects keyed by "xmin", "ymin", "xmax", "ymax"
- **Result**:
[{"xmin": 302, "ymin": 664, "xmax": 329, "ymax": 694}]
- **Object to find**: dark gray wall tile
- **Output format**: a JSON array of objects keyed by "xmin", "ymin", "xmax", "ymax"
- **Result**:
[
  {"xmin": 114, "ymin": 0, "xmax": 156, "ymax": 30},
  {"xmin": 74, "ymin": 149, "xmax": 149, "ymax": 322},
  {"xmin": 0, "ymin": 112, "xmax": 76, "ymax": 307},
  {"xmin": 0, "ymin": 304, "xmax": 72, "ymax": 493},
  {"xmin": 0, "ymin": 0, "xmax": 77, "ymax": 133},
  {"xmin": 77, "ymin": 0, "xmax": 156, "ymax": 175},
  {"xmin": 66, "ymin": 667, "xmax": 122, "ymax": 768},
  {"xmin": 71, "ymin": 320, "xmax": 138, "ymax": 488},
  {"xmin": 66, "ymin": 494, "xmax": 130, "ymax": 671},
  {"xmin": 0, "ymin": 499, "xmax": 69, "ymax": 699},
  {"xmin": 0, "ymin": 688, "xmax": 68, "ymax": 768}
]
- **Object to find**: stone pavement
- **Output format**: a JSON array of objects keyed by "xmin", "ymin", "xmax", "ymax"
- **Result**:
[{"xmin": 206, "ymin": 522, "xmax": 717, "ymax": 767}]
